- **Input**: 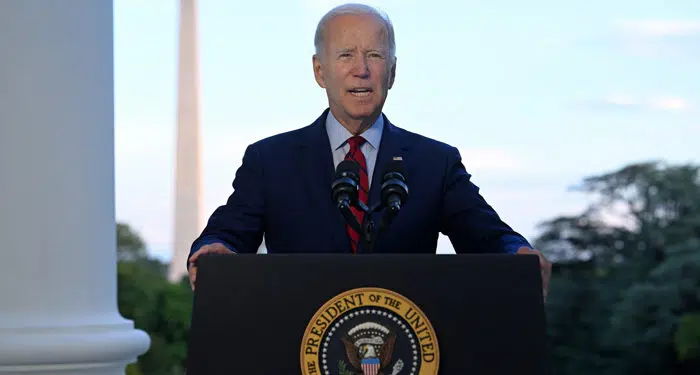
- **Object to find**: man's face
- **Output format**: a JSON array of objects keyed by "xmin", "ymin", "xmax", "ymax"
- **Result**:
[{"xmin": 313, "ymin": 13, "xmax": 396, "ymax": 124}]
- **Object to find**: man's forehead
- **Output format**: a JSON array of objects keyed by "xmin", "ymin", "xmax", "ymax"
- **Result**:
[
  {"xmin": 325, "ymin": 19, "xmax": 389, "ymax": 44},
  {"xmin": 326, "ymin": 13, "xmax": 387, "ymax": 33}
]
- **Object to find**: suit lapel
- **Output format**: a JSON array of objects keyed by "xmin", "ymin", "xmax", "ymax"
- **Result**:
[
  {"xmin": 369, "ymin": 115, "xmax": 412, "ymax": 208},
  {"xmin": 361, "ymin": 115, "xmax": 412, "ymax": 253},
  {"xmin": 297, "ymin": 110, "xmax": 351, "ymax": 253},
  {"xmin": 295, "ymin": 111, "xmax": 412, "ymax": 254}
]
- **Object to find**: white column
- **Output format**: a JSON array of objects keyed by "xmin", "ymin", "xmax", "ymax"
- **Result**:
[{"xmin": 0, "ymin": 2, "xmax": 150, "ymax": 375}]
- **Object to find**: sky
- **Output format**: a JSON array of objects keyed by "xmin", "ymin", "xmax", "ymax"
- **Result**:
[{"xmin": 114, "ymin": 0, "xmax": 699, "ymax": 261}]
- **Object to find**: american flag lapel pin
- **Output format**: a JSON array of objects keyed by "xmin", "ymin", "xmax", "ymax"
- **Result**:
[{"xmin": 392, "ymin": 156, "xmax": 403, "ymax": 161}]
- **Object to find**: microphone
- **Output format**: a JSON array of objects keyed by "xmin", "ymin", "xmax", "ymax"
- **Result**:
[
  {"xmin": 331, "ymin": 160, "xmax": 362, "ymax": 233},
  {"xmin": 380, "ymin": 159, "xmax": 408, "ymax": 213},
  {"xmin": 331, "ymin": 160, "xmax": 360, "ymax": 208}
]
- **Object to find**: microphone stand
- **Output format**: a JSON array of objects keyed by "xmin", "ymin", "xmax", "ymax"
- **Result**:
[
  {"xmin": 337, "ymin": 198, "xmax": 384, "ymax": 253},
  {"xmin": 356, "ymin": 201, "xmax": 391, "ymax": 254},
  {"xmin": 335, "ymin": 167, "xmax": 407, "ymax": 254},
  {"xmin": 337, "ymin": 200, "xmax": 362, "ymax": 234}
]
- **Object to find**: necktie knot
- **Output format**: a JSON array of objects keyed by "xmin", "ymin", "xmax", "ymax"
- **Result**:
[{"xmin": 347, "ymin": 135, "xmax": 366, "ymax": 150}]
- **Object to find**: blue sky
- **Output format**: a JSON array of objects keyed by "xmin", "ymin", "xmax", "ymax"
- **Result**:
[{"xmin": 114, "ymin": 0, "xmax": 698, "ymax": 260}]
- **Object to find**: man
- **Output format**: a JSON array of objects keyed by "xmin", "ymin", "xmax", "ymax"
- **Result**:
[{"xmin": 187, "ymin": 3, "xmax": 551, "ymax": 296}]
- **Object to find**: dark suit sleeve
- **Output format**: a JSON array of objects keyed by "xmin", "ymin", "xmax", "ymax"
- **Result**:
[
  {"xmin": 439, "ymin": 146, "xmax": 531, "ymax": 254},
  {"xmin": 188, "ymin": 143, "xmax": 266, "ymax": 261}
]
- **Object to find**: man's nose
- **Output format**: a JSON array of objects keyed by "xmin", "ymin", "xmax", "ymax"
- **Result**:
[{"xmin": 352, "ymin": 56, "xmax": 370, "ymax": 78}]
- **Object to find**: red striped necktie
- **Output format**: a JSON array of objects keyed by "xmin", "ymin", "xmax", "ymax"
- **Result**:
[{"xmin": 344, "ymin": 135, "xmax": 368, "ymax": 253}]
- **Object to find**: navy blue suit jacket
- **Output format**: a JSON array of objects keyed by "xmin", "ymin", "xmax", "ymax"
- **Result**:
[{"xmin": 190, "ymin": 109, "xmax": 530, "ymax": 259}]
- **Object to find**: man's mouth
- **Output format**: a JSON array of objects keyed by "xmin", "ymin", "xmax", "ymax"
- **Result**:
[{"xmin": 347, "ymin": 88, "xmax": 373, "ymax": 97}]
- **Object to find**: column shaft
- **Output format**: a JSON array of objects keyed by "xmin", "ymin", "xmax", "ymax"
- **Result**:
[{"xmin": 0, "ymin": 1, "xmax": 150, "ymax": 374}]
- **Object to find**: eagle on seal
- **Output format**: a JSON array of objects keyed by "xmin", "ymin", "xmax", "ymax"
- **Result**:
[{"xmin": 341, "ymin": 332, "xmax": 396, "ymax": 375}]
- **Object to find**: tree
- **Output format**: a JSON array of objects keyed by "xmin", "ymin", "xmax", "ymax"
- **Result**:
[
  {"xmin": 117, "ymin": 223, "xmax": 147, "ymax": 262},
  {"xmin": 534, "ymin": 161, "xmax": 700, "ymax": 375},
  {"xmin": 117, "ymin": 222, "xmax": 167, "ymax": 276},
  {"xmin": 117, "ymin": 222, "xmax": 193, "ymax": 375}
]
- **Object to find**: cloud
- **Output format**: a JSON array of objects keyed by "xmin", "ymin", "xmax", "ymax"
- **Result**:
[
  {"xmin": 578, "ymin": 95, "xmax": 692, "ymax": 113},
  {"xmin": 618, "ymin": 20, "xmax": 700, "ymax": 58},
  {"xmin": 616, "ymin": 20, "xmax": 700, "ymax": 37},
  {"xmin": 574, "ymin": 19, "xmax": 700, "ymax": 58},
  {"xmin": 649, "ymin": 97, "xmax": 689, "ymax": 111}
]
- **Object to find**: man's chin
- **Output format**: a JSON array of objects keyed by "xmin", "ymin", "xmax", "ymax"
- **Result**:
[
  {"xmin": 328, "ymin": 101, "xmax": 383, "ymax": 123},
  {"xmin": 344, "ymin": 105, "xmax": 381, "ymax": 120}
]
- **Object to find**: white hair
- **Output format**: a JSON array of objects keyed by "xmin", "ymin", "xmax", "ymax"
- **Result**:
[{"xmin": 314, "ymin": 3, "xmax": 396, "ymax": 58}]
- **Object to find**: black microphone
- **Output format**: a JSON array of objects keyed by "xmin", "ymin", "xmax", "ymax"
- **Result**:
[
  {"xmin": 331, "ymin": 160, "xmax": 362, "ymax": 233},
  {"xmin": 380, "ymin": 160, "xmax": 408, "ymax": 213},
  {"xmin": 331, "ymin": 160, "xmax": 360, "ymax": 207}
]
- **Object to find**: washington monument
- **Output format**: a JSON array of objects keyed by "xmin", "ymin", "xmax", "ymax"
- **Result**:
[{"xmin": 169, "ymin": 0, "xmax": 201, "ymax": 282}]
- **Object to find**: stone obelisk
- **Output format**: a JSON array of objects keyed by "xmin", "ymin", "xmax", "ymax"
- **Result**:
[{"xmin": 169, "ymin": 0, "xmax": 202, "ymax": 283}]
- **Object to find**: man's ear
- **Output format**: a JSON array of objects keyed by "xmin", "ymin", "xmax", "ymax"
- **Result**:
[
  {"xmin": 388, "ymin": 57, "xmax": 397, "ymax": 89},
  {"xmin": 312, "ymin": 54, "xmax": 326, "ymax": 88}
]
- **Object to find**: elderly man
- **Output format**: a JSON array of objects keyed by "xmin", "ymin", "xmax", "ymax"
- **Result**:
[{"xmin": 187, "ymin": 3, "xmax": 551, "ymax": 295}]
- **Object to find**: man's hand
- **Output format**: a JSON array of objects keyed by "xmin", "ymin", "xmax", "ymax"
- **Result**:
[
  {"xmin": 516, "ymin": 246, "xmax": 552, "ymax": 302},
  {"xmin": 187, "ymin": 242, "xmax": 235, "ymax": 291}
]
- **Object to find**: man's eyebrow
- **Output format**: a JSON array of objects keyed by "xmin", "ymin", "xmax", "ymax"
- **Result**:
[
  {"xmin": 335, "ymin": 48, "xmax": 386, "ymax": 54},
  {"xmin": 335, "ymin": 48, "xmax": 355, "ymax": 54}
]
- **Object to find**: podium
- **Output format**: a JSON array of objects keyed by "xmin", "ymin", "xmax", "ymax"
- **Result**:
[{"xmin": 186, "ymin": 253, "xmax": 550, "ymax": 374}]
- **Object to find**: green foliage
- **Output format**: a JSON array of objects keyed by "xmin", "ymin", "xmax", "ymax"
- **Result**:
[
  {"xmin": 675, "ymin": 313, "xmax": 700, "ymax": 360},
  {"xmin": 536, "ymin": 161, "xmax": 700, "ymax": 375},
  {"xmin": 117, "ymin": 222, "xmax": 193, "ymax": 375},
  {"xmin": 117, "ymin": 223, "xmax": 147, "ymax": 261},
  {"xmin": 125, "ymin": 363, "xmax": 143, "ymax": 375}
]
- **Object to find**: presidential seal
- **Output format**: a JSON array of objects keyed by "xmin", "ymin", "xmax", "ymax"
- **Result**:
[{"xmin": 301, "ymin": 287, "xmax": 439, "ymax": 375}]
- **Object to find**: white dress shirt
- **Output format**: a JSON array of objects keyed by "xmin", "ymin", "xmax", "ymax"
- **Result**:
[{"xmin": 325, "ymin": 110, "xmax": 384, "ymax": 188}]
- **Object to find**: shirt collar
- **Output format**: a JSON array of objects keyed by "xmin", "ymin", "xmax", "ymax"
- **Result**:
[{"xmin": 326, "ymin": 110, "xmax": 384, "ymax": 151}]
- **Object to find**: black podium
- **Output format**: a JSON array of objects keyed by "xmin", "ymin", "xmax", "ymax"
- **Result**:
[{"xmin": 186, "ymin": 253, "xmax": 549, "ymax": 374}]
